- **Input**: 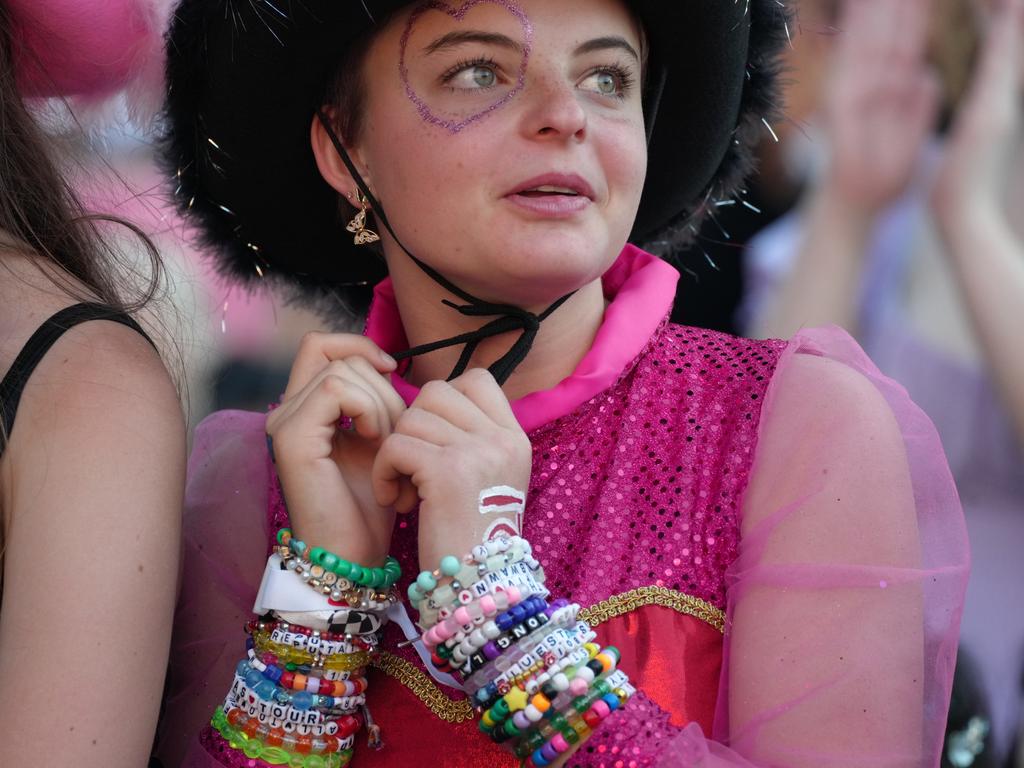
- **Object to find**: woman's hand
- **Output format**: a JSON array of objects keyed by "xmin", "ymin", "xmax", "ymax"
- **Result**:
[
  {"xmin": 371, "ymin": 368, "xmax": 532, "ymax": 569},
  {"xmin": 931, "ymin": 0, "xmax": 1023, "ymax": 228},
  {"xmin": 822, "ymin": 0, "xmax": 939, "ymax": 215},
  {"xmin": 265, "ymin": 332, "xmax": 406, "ymax": 566}
]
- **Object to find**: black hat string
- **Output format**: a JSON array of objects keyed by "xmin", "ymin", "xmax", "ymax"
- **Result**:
[{"xmin": 317, "ymin": 110, "xmax": 575, "ymax": 385}]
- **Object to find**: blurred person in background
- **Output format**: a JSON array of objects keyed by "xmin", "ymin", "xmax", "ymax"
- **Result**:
[
  {"xmin": 0, "ymin": 1, "xmax": 185, "ymax": 765},
  {"xmin": 741, "ymin": 0, "xmax": 1024, "ymax": 764}
]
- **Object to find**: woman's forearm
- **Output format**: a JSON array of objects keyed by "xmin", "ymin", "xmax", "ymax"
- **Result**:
[
  {"xmin": 754, "ymin": 184, "xmax": 874, "ymax": 340},
  {"xmin": 940, "ymin": 208, "xmax": 1024, "ymax": 445}
]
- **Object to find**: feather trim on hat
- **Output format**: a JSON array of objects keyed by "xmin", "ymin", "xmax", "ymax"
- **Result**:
[{"xmin": 642, "ymin": 0, "xmax": 792, "ymax": 258}]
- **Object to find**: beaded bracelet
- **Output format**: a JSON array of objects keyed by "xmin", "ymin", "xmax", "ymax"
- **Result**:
[
  {"xmin": 235, "ymin": 662, "xmax": 368, "ymax": 711},
  {"xmin": 417, "ymin": 559, "xmax": 548, "ymax": 629},
  {"xmin": 213, "ymin": 706, "xmax": 356, "ymax": 765},
  {"xmin": 246, "ymin": 647, "xmax": 365, "ymax": 687},
  {"xmin": 442, "ymin": 594, "xmax": 549, "ymax": 657},
  {"xmin": 474, "ymin": 645, "xmax": 593, "ymax": 710},
  {"xmin": 224, "ymin": 692, "xmax": 363, "ymax": 736},
  {"xmin": 409, "ymin": 535, "xmax": 536, "ymax": 603},
  {"xmin": 229, "ymin": 674, "xmax": 366, "ymax": 725},
  {"xmin": 255, "ymin": 625, "xmax": 371, "ymax": 658},
  {"xmin": 493, "ymin": 671, "xmax": 624, "ymax": 752},
  {"xmin": 464, "ymin": 619, "xmax": 594, "ymax": 694},
  {"xmin": 268, "ymin": 627, "xmax": 376, "ymax": 654},
  {"xmin": 243, "ymin": 656, "xmax": 368, "ymax": 698},
  {"xmin": 519, "ymin": 672, "xmax": 636, "ymax": 765},
  {"xmin": 251, "ymin": 632, "xmax": 372, "ymax": 672},
  {"xmin": 277, "ymin": 528, "xmax": 401, "ymax": 590},
  {"xmin": 496, "ymin": 648, "xmax": 622, "ymax": 737},
  {"xmin": 461, "ymin": 602, "xmax": 581, "ymax": 678},
  {"xmin": 251, "ymin": 618, "xmax": 377, "ymax": 650},
  {"xmin": 456, "ymin": 610, "xmax": 550, "ymax": 671},
  {"xmin": 422, "ymin": 587, "xmax": 525, "ymax": 649},
  {"xmin": 410, "ymin": 536, "xmax": 538, "ymax": 602},
  {"xmin": 480, "ymin": 645, "xmax": 618, "ymax": 731}
]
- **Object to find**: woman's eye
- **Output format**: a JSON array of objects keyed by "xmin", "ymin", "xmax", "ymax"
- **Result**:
[
  {"xmin": 447, "ymin": 64, "xmax": 499, "ymax": 90},
  {"xmin": 579, "ymin": 68, "xmax": 630, "ymax": 97}
]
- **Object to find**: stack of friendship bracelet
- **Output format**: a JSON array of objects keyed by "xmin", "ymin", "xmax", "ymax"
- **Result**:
[
  {"xmin": 410, "ymin": 533, "xmax": 636, "ymax": 766},
  {"xmin": 206, "ymin": 529, "xmax": 399, "ymax": 768}
]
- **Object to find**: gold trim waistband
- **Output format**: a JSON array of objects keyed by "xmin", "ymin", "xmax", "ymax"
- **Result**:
[{"xmin": 579, "ymin": 586, "xmax": 726, "ymax": 634}]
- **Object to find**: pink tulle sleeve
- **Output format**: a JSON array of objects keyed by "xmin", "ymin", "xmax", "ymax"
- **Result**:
[
  {"xmin": 156, "ymin": 410, "xmax": 272, "ymax": 768},
  {"xmin": 579, "ymin": 327, "xmax": 969, "ymax": 767}
]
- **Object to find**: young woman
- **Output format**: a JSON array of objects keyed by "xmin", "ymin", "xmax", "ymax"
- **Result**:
[
  {"xmin": 0, "ymin": 1, "xmax": 185, "ymax": 766},
  {"xmin": 157, "ymin": 1, "xmax": 969, "ymax": 766}
]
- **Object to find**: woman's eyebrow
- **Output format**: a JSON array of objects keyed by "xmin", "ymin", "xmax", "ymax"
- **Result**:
[
  {"xmin": 423, "ymin": 30, "xmax": 524, "ymax": 55},
  {"xmin": 574, "ymin": 36, "xmax": 640, "ymax": 63}
]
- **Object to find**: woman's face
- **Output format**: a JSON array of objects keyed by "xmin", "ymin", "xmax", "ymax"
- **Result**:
[{"xmin": 344, "ymin": 0, "xmax": 647, "ymax": 306}]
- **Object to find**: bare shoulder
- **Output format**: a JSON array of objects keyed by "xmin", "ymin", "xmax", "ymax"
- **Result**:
[
  {"xmin": 770, "ymin": 349, "xmax": 899, "ymax": 441},
  {"xmin": 2, "ymin": 302, "xmax": 185, "ymax": 519},
  {"xmin": 11, "ymin": 316, "xmax": 183, "ymax": 453}
]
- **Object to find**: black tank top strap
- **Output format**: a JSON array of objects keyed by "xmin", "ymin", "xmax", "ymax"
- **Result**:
[{"xmin": 0, "ymin": 303, "xmax": 154, "ymax": 456}]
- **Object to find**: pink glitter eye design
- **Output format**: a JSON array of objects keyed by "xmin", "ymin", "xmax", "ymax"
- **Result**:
[{"xmin": 399, "ymin": 0, "xmax": 533, "ymax": 134}]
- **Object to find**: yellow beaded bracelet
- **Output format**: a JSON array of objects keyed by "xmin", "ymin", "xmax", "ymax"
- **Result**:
[{"xmin": 252, "ymin": 630, "xmax": 372, "ymax": 672}]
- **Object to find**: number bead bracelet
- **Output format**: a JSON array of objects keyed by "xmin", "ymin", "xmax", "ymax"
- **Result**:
[{"xmin": 277, "ymin": 528, "xmax": 401, "ymax": 589}]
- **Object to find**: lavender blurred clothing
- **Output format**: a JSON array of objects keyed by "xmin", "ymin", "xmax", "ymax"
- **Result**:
[
  {"xmin": 744, "ymin": 190, "xmax": 1024, "ymax": 759},
  {"xmin": 163, "ymin": 246, "xmax": 968, "ymax": 767}
]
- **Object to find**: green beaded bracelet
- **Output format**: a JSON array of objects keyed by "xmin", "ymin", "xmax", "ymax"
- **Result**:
[{"xmin": 277, "ymin": 529, "xmax": 402, "ymax": 589}]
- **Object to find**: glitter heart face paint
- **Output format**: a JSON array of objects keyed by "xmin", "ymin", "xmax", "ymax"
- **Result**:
[{"xmin": 399, "ymin": 0, "xmax": 533, "ymax": 134}]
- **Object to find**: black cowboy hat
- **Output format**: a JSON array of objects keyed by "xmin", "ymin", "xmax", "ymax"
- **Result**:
[{"xmin": 162, "ymin": 0, "xmax": 789, "ymax": 313}]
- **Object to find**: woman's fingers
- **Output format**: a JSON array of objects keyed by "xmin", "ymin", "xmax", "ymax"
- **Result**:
[
  {"xmin": 283, "ymin": 331, "xmax": 396, "ymax": 401},
  {"xmin": 344, "ymin": 354, "xmax": 408, "ymax": 430},
  {"xmin": 272, "ymin": 360, "xmax": 390, "ymax": 442},
  {"xmin": 270, "ymin": 373, "xmax": 382, "ymax": 455},
  {"xmin": 372, "ymin": 433, "xmax": 439, "ymax": 511},
  {"xmin": 448, "ymin": 369, "xmax": 520, "ymax": 430},
  {"xmin": 411, "ymin": 378, "xmax": 492, "ymax": 432},
  {"xmin": 394, "ymin": 406, "xmax": 464, "ymax": 445}
]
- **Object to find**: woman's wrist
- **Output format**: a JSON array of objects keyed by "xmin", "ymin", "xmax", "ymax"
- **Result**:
[
  {"xmin": 934, "ymin": 197, "xmax": 1012, "ymax": 253},
  {"xmin": 407, "ymin": 513, "xmax": 636, "ymax": 765},
  {"xmin": 811, "ymin": 177, "xmax": 880, "ymax": 244}
]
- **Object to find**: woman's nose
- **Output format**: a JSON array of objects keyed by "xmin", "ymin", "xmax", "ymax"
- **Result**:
[{"xmin": 519, "ymin": 75, "xmax": 588, "ymax": 142}]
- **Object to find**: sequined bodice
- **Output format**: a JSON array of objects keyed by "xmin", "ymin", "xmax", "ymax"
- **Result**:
[{"xmin": 269, "ymin": 321, "xmax": 785, "ymax": 614}]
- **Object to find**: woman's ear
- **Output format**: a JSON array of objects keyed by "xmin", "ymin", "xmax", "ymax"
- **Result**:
[{"xmin": 310, "ymin": 110, "xmax": 370, "ymax": 200}]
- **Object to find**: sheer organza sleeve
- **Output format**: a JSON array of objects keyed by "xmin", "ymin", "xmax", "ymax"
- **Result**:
[
  {"xmin": 577, "ymin": 327, "xmax": 968, "ymax": 767},
  {"xmin": 156, "ymin": 410, "xmax": 273, "ymax": 768}
]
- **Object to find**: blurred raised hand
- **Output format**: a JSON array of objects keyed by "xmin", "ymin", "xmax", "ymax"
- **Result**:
[
  {"xmin": 929, "ymin": 0, "xmax": 1024, "ymax": 444},
  {"xmin": 931, "ymin": 0, "xmax": 1023, "ymax": 223},
  {"xmin": 754, "ymin": 0, "xmax": 940, "ymax": 338},
  {"xmin": 823, "ymin": 0, "xmax": 940, "ymax": 213}
]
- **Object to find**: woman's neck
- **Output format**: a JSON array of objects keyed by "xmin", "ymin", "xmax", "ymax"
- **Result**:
[{"xmin": 388, "ymin": 270, "xmax": 608, "ymax": 401}]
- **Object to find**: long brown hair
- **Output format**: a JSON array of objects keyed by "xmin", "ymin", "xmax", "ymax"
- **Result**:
[{"xmin": 0, "ymin": 0, "xmax": 169, "ymax": 557}]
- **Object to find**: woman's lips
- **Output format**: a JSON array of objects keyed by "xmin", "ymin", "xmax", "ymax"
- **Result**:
[
  {"xmin": 504, "ymin": 174, "xmax": 595, "ymax": 218},
  {"xmin": 504, "ymin": 191, "xmax": 592, "ymax": 217}
]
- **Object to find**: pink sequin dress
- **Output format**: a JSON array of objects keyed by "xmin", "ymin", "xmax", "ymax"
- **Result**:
[{"xmin": 160, "ymin": 246, "xmax": 969, "ymax": 768}]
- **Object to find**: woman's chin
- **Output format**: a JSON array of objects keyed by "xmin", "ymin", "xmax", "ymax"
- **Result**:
[{"xmin": 457, "ymin": 249, "xmax": 618, "ymax": 307}]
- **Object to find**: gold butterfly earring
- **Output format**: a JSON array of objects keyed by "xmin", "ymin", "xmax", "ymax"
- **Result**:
[{"xmin": 346, "ymin": 189, "xmax": 380, "ymax": 245}]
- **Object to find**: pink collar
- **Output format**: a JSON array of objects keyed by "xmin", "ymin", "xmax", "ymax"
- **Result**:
[{"xmin": 364, "ymin": 244, "xmax": 679, "ymax": 433}]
